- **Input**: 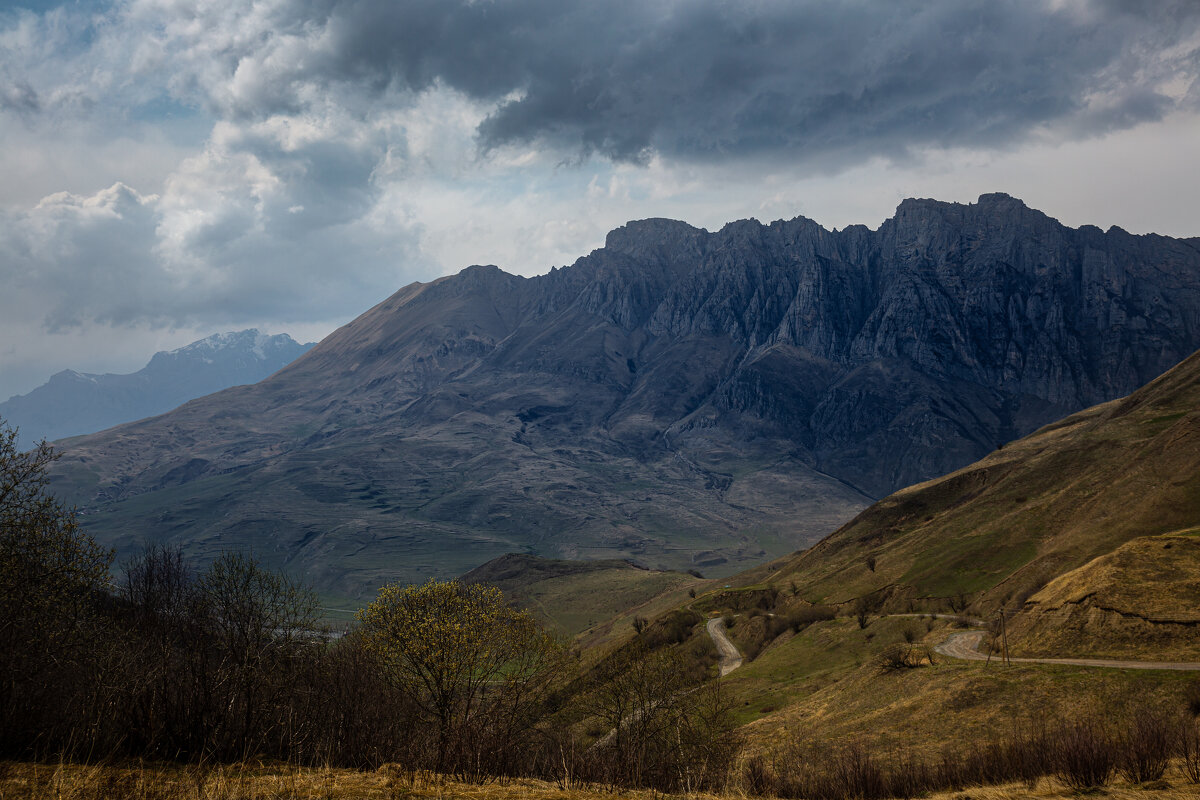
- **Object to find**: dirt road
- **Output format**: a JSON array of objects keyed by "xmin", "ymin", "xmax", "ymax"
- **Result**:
[
  {"xmin": 706, "ymin": 616, "xmax": 744, "ymax": 676},
  {"xmin": 936, "ymin": 631, "xmax": 1200, "ymax": 671}
]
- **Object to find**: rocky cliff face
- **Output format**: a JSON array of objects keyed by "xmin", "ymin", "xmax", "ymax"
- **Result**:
[
  {"xmin": 0, "ymin": 330, "xmax": 313, "ymax": 448},
  {"xmin": 48, "ymin": 195, "xmax": 1200, "ymax": 598}
]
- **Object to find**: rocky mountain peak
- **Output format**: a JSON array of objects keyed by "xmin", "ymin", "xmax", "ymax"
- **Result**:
[
  {"xmin": 600, "ymin": 219, "xmax": 710, "ymax": 270},
  {"xmin": 45, "ymin": 196, "xmax": 1200, "ymax": 594}
]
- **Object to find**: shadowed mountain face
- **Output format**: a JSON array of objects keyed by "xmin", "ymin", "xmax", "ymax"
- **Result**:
[
  {"xmin": 0, "ymin": 330, "xmax": 313, "ymax": 449},
  {"xmin": 48, "ymin": 194, "xmax": 1200, "ymax": 599}
]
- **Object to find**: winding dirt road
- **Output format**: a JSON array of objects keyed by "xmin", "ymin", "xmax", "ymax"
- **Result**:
[
  {"xmin": 936, "ymin": 631, "xmax": 1200, "ymax": 671},
  {"xmin": 707, "ymin": 617, "xmax": 744, "ymax": 676}
]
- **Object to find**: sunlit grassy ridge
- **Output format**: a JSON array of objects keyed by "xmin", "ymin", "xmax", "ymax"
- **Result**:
[
  {"xmin": 758, "ymin": 348, "xmax": 1200, "ymax": 654},
  {"xmin": 1009, "ymin": 530, "xmax": 1200, "ymax": 660}
]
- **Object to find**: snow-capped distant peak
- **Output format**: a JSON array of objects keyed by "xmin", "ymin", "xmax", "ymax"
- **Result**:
[
  {"xmin": 1, "ymin": 330, "xmax": 315, "ymax": 446},
  {"xmin": 251, "ymin": 331, "xmax": 271, "ymax": 360},
  {"xmin": 157, "ymin": 329, "xmax": 309, "ymax": 364},
  {"xmin": 170, "ymin": 329, "xmax": 262, "ymax": 356}
]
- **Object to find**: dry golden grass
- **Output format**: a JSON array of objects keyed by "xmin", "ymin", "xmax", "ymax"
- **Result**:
[
  {"xmin": 1009, "ymin": 531, "xmax": 1200, "ymax": 660},
  {"xmin": 0, "ymin": 761, "xmax": 727, "ymax": 800},
  {"xmin": 3, "ymin": 759, "xmax": 1199, "ymax": 800},
  {"xmin": 736, "ymin": 620, "xmax": 1198, "ymax": 761},
  {"xmin": 1027, "ymin": 531, "xmax": 1200, "ymax": 623},
  {"xmin": 917, "ymin": 772, "xmax": 1199, "ymax": 800}
]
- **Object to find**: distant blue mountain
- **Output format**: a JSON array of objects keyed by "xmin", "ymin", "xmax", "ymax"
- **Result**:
[{"xmin": 0, "ymin": 330, "xmax": 314, "ymax": 448}]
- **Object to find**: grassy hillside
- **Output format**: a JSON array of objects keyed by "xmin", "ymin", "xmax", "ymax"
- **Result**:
[
  {"xmin": 460, "ymin": 553, "xmax": 704, "ymax": 636},
  {"xmin": 757, "ymin": 347, "xmax": 1200, "ymax": 657},
  {"xmin": 585, "ymin": 348, "xmax": 1200, "ymax": 766},
  {"xmin": 1008, "ymin": 529, "xmax": 1200, "ymax": 660},
  {"xmin": 733, "ymin": 616, "xmax": 1197, "ymax": 754}
]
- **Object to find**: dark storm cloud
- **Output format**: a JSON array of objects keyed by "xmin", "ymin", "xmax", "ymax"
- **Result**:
[{"xmin": 222, "ymin": 0, "xmax": 1200, "ymax": 165}]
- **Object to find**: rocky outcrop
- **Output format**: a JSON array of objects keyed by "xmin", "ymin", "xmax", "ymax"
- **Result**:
[{"xmin": 47, "ymin": 194, "xmax": 1200, "ymax": 597}]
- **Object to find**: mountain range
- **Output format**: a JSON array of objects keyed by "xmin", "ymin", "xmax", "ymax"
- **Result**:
[
  {"xmin": 46, "ymin": 193, "xmax": 1200, "ymax": 599},
  {"xmin": 1, "ymin": 330, "xmax": 313, "ymax": 449}
]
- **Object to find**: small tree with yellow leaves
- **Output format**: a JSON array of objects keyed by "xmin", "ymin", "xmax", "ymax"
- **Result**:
[{"xmin": 357, "ymin": 579, "xmax": 560, "ymax": 779}]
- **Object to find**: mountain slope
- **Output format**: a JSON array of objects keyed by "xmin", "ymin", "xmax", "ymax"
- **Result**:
[
  {"xmin": 460, "ymin": 553, "xmax": 702, "ymax": 637},
  {"xmin": 48, "ymin": 194, "xmax": 1200, "ymax": 599},
  {"xmin": 767, "ymin": 345, "xmax": 1200, "ymax": 657},
  {"xmin": 1, "ymin": 330, "xmax": 313, "ymax": 448}
]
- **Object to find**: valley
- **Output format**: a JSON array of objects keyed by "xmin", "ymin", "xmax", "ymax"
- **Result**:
[{"xmin": 5, "ymin": 198, "xmax": 1200, "ymax": 800}]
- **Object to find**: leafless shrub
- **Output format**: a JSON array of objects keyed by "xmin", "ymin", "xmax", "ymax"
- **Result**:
[
  {"xmin": 764, "ymin": 713, "xmax": 1115, "ymax": 800},
  {"xmin": 1186, "ymin": 679, "xmax": 1200, "ymax": 717},
  {"xmin": 854, "ymin": 596, "xmax": 872, "ymax": 629},
  {"xmin": 836, "ymin": 742, "xmax": 886, "ymax": 799},
  {"xmin": 744, "ymin": 755, "xmax": 776, "ymax": 796},
  {"xmin": 1054, "ymin": 714, "xmax": 1115, "ymax": 791},
  {"xmin": 586, "ymin": 641, "xmax": 740, "ymax": 793},
  {"xmin": 876, "ymin": 643, "xmax": 923, "ymax": 672},
  {"xmin": 1008, "ymin": 715, "xmax": 1052, "ymax": 788},
  {"xmin": 1178, "ymin": 716, "xmax": 1200, "ymax": 784},
  {"xmin": 1117, "ymin": 708, "xmax": 1173, "ymax": 783}
]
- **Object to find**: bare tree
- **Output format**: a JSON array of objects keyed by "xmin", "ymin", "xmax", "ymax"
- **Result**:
[
  {"xmin": 194, "ymin": 552, "xmax": 320, "ymax": 760},
  {"xmin": 0, "ymin": 419, "xmax": 112, "ymax": 757},
  {"xmin": 588, "ymin": 642, "xmax": 739, "ymax": 792},
  {"xmin": 854, "ymin": 596, "xmax": 872, "ymax": 630}
]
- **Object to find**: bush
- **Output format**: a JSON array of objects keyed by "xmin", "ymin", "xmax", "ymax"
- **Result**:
[
  {"xmin": 1186, "ymin": 679, "xmax": 1200, "ymax": 716},
  {"xmin": 854, "ymin": 596, "xmax": 872, "ymax": 629},
  {"xmin": 1118, "ymin": 709, "xmax": 1173, "ymax": 783},
  {"xmin": 590, "ymin": 644, "xmax": 741, "ymax": 793},
  {"xmin": 1178, "ymin": 716, "xmax": 1200, "ymax": 784},
  {"xmin": 1054, "ymin": 714, "xmax": 1115, "ymax": 791},
  {"xmin": 876, "ymin": 643, "xmax": 923, "ymax": 672},
  {"xmin": 744, "ymin": 755, "xmax": 775, "ymax": 796}
]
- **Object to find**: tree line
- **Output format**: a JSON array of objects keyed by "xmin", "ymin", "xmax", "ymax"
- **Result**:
[{"xmin": 0, "ymin": 418, "xmax": 737, "ymax": 792}]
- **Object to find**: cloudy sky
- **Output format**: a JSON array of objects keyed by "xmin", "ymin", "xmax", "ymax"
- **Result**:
[{"xmin": 2, "ymin": 0, "xmax": 1199, "ymax": 400}]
